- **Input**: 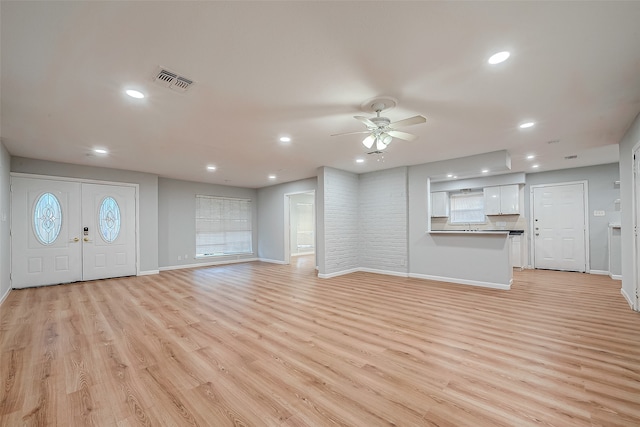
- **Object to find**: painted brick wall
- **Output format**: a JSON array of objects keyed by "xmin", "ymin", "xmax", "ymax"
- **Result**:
[
  {"xmin": 358, "ymin": 167, "xmax": 408, "ymax": 273},
  {"xmin": 323, "ymin": 167, "xmax": 359, "ymax": 274}
]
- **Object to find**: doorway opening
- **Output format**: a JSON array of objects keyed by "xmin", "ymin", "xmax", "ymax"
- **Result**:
[{"xmin": 284, "ymin": 191, "xmax": 315, "ymax": 265}]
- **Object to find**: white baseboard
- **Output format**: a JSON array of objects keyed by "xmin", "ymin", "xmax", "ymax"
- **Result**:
[
  {"xmin": 0, "ymin": 287, "xmax": 11, "ymax": 307},
  {"xmin": 291, "ymin": 252, "xmax": 315, "ymax": 257},
  {"xmin": 138, "ymin": 270, "xmax": 160, "ymax": 276},
  {"xmin": 609, "ymin": 274, "xmax": 622, "ymax": 281},
  {"xmin": 359, "ymin": 267, "xmax": 408, "ymax": 278},
  {"xmin": 258, "ymin": 258, "xmax": 288, "ymax": 265},
  {"xmin": 408, "ymin": 273, "xmax": 511, "ymax": 290},
  {"xmin": 621, "ymin": 287, "xmax": 636, "ymax": 310},
  {"xmin": 159, "ymin": 257, "xmax": 258, "ymax": 271},
  {"xmin": 318, "ymin": 268, "xmax": 360, "ymax": 279},
  {"xmin": 589, "ymin": 270, "xmax": 609, "ymax": 275}
]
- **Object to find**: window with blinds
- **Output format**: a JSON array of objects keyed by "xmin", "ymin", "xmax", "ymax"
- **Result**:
[
  {"xmin": 449, "ymin": 192, "xmax": 486, "ymax": 224},
  {"xmin": 195, "ymin": 195, "xmax": 253, "ymax": 257}
]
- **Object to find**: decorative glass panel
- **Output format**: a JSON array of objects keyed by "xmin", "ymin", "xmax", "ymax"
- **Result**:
[
  {"xmin": 99, "ymin": 196, "xmax": 121, "ymax": 243},
  {"xmin": 33, "ymin": 193, "xmax": 62, "ymax": 245}
]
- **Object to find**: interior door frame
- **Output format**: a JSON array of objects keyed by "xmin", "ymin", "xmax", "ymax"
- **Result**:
[
  {"xmin": 10, "ymin": 172, "xmax": 140, "ymax": 284},
  {"xmin": 632, "ymin": 142, "xmax": 640, "ymax": 310},
  {"xmin": 529, "ymin": 180, "xmax": 590, "ymax": 272},
  {"xmin": 283, "ymin": 190, "xmax": 315, "ymax": 265}
]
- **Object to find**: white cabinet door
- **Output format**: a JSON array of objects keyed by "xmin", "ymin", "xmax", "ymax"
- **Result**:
[
  {"xmin": 431, "ymin": 192, "xmax": 449, "ymax": 217},
  {"xmin": 483, "ymin": 186, "xmax": 501, "ymax": 215},
  {"xmin": 484, "ymin": 185, "xmax": 519, "ymax": 215},
  {"xmin": 500, "ymin": 185, "xmax": 520, "ymax": 214}
]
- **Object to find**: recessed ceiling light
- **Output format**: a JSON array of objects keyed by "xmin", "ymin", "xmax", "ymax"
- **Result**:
[
  {"xmin": 488, "ymin": 51, "xmax": 510, "ymax": 65},
  {"xmin": 356, "ymin": 158, "xmax": 365, "ymax": 164},
  {"xmin": 519, "ymin": 121, "xmax": 535, "ymax": 129},
  {"xmin": 207, "ymin": 165, "xmax": 216, "ymax": 171},
  {"xmin": 93, "ymin": 148, "xmax": 108, "ymax": 154},
  {"xmin": 527, "ymin": 154, "xmax": 535, "ymax": 160},
  {"xmin": 482, "ymin": 169, "xmax": 489, "ymax": 174},
  {"xmin": 532, "ymin": 164, "xmax": 540, "ymax": 168},
  {"xmin": 447, "ymin": 174, "xmax": 453, "ymax": 178},
  {"xmin": 453, "ymin": 176, "xmax": 458, "ymax": 179},
  {"xmin": 268, "ymin": 175, "xmax": 276, "ymax": 180},
  {"xmin": 279, "ymin": 136, "xmax": 291, "ymax": 143},
  {"xmin": 125, "ymin": 89, "xmax": 145, "ymax": 99}
]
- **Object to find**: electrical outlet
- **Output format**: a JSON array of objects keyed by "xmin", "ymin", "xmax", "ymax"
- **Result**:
[
  {"xmin": 400, "ymin": 259, "xmax": 406, "ymax": 266},
  {"xmin": 593, "ymin": 210, "xmax": 605, "ymax": 217},
  {"xmin": 178, "ymin": 255, "xmax": 182, "ymax": 261},
  {"xmin": 185, "ymin": 254, "xmax": 188, "ymax": 259}
]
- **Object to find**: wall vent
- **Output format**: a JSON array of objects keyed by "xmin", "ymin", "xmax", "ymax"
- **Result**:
[
  {"xmin": 154, "ymin": 67, "xmax": 194, "ymax": 93},
  {"xmin": 564, "ymin": 154, "xmax": 578, "ymax": 159}
]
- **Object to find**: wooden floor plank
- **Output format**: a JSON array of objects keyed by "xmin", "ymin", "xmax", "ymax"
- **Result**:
[{"xmin": 1, "ymin": 256, "xmax": 640, "ymax": 426}]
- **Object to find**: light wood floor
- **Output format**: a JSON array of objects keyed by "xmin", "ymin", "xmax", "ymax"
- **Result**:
[{"xmin": 1, "ymin": 256, "xmax": 639, "ymax": 426}]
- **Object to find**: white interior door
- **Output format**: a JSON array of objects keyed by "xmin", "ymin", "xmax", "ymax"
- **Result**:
[
  {"xmin": 82, "ymin": 183, "xmax": 136, "ymax": 281},
  {"xmin": 11, "ymin": 176, "xmax": 137, "ymax": 288},
  {"xmin": 634, "ymin": 150, "xmax": 640, "ymax": 309},
  {"xmin": 11, "ymin": 177, "xmax": 82, "ymax": 288},
  {"xmin": 532, "ymin": 183, "xmax": 587, "ymax": 272}
]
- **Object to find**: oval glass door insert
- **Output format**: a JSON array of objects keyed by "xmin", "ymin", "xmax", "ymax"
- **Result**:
[
  {"xmin": 33, "ymin": 192, "xmax": 63, "ymax": 245},
  {"xmin": 99, "ymin": 196, "xmax": 121, "ymax": 243}
]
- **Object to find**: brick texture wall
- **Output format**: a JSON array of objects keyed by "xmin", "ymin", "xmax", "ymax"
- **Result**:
[{"xmin": 358, "ymin": 167, "xmax": 408, "ymax": 273}]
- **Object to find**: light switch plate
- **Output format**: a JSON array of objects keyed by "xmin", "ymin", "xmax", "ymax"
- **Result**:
[{"xmin": 593, "ymin": 210, "xmax": 605, "ymax": 217}]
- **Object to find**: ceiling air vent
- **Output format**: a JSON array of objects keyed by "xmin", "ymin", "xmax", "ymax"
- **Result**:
[
  {"xmin": 564, "ymin": 155, "xmax": 578, "ymax": 160},
  {"xmin": 154, "ymin": 67, "xmax": 194, "ymax": 93}
]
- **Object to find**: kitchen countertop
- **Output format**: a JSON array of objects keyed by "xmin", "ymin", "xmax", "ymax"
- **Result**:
[{"xmin": 429, "ymin": 229, "xmax": 523, "ymax": 235}]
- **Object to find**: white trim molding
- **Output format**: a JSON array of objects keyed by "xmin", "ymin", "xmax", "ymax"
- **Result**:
[
  {"xmin": 318, "ymin": 268, "xmax": 360, "ymax": 279},
  {"xmin": 610, "ymin": 274, "xmax": 622, "ymax": 281},
  {"xmin": 621, "ymin": 287, "xmax": 635, "ymax": 310},
  {"xmin": 589, "ymin": 270, "xmax": 609, "ymax": 275},
  {"xmin": 0, "ymin": 288, "xmax": 10, "ymax": 307},
  {"xmin": 359, "ymin": 267, "xmax": 409, "ymax": 278},
  {"xmin": 138, "ymin": 270, "xmax": 160, "ymax": 276},
  {"xmin": 409, "ymin": 273, "xmax": 512, "ymax": 290},
  {"xmin": 159, "ymin": 257, "xmax": 258, "ymax": 271}
]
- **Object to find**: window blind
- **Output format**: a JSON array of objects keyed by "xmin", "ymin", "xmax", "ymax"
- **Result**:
[
  {"xmin": 449, "ymin": 192, "xmax": 485, "ymax": 224},
  {"xmin": 195, "ymin": 195, "xmax": 252, "ymax": 256}
]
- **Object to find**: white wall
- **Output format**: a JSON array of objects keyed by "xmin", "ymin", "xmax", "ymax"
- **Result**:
[
  {"xmin": 408, "ymin": 151, "xmax": 514, "ymax": 287},
  {"xmin": 524, "ymin": 163, "xmax": 620, "ymax": 272},
  {"xmin": 256, "ymin": 178, "xmax": 316, "ymax": 263},
  {"xmin": 0, "ymin": 142, "xmax": 11, "ymax": 304},
  {"xmin": 619, "ymin": 112, "xmax": 640, "ymax": 310},
  {"xmin": 11, "ymin": 157, "xmax": 159, "ymax": 273},
  {"xmin": 358, "ymin": 167, "xmax": 408, "ymax": 274},
  {"xmin": 319, "ymin": 167, "xmax": 359, "ymax": 276},
  {"xmin": 158, "ymin": 177, "xmax": 258, "ymax": 269}
]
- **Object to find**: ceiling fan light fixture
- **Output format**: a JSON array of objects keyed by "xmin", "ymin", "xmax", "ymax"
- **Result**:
[
  {"xmin": 376, "ymin": 135, "xmax": 392, "ymax": 151},
  {"xmin": 362, "ymin": 135, "xmax": 375, "ymax": 149}
]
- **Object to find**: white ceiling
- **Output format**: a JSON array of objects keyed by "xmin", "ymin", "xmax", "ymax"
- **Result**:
[{"xmin": 1, "ymin": 1, "xmax": 639, "ymax": 188}]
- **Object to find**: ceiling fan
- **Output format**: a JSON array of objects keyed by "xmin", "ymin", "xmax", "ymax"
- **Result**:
[{"xmin": 331, "ymin": 100, "xmax": 426, "ymax": 151}]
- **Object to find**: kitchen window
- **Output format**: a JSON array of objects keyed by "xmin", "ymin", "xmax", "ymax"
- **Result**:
[{"xmin": 449, "ymin": 192, "xmax": 486, "ymax": 224}]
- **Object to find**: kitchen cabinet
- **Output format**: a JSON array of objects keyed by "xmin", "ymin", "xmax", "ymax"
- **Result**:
[
  {"xmin": 431, "ymin": 191, "xmax": 449, "ymax": 217},
  {"xmin": 484, "ymin": 185, "xmax": 519, "ymax": 215},
  {"xmin": 510, "ymin": 234, "xmax": 525, "ymax": 269}
]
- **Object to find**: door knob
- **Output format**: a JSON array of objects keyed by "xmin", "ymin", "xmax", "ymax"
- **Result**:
[
  {"xmin": 535, "ymin": 233, "xmax": 540, "ymax": 236},
  {"xmin": 72, "ymin": 237, "xmax": 79, "ymax": 242},
  {"xmin": 84, "ymin": 237, "xmax": 90, "ymax": 242}
]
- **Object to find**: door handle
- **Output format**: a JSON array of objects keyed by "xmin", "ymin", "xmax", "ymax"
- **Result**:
[
  {"xmin": 535, "ymin": 233, "xmax": 540, "ymax": 236},
  {"xmin": 84, "ymin": 237, "xmax": 92, "ymax": 242},
  {"xmin": 71, "ymin": 237, "xmax": 80, "ymax": 242}
]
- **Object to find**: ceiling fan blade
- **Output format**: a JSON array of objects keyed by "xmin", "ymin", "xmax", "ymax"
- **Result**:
[
  {"xmin": 389, "ymin": 115, "xmax": 427, "ymax": 128},
  {"xmin": 354, "ymin": 115, "xmax": 377, "ymax": 128},
  {"xmin": 387, "ymin": 130, "xmax": 418, "ymax": 141},
  {"xmin": 330, "ymin": 130, "xmax": 371, "ymax": 137}
]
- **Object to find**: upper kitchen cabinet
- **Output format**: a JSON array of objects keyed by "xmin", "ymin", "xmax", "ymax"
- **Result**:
[
  {"xmin": 484, "ymin": 184, "xmax": 519, "ymax": 215},
  {"xmin": 431, "ymin": 191, "xmax": 449, "ymax": 217}
]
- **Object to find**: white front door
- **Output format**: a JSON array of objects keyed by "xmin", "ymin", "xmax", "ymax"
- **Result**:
[
  {"xmin": 11, "ymin": 177, "xmax": 83, "ymax": 288},
  {"xmin": 11, "ymin": 176, "xmax": 137, "ymax": 288},
  {"xmin": 532, "ymin": 183, "xmax": 587, "ymax": 272},
  {"xmin": 82, "ymin": 183, "xmax": 136, "ymax": 281}
]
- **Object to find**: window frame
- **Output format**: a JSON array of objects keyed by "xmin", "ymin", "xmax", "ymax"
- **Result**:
[
  {"xmin": 448, "ymin": 191, "xmax": 486, "ymax": 225},
  {"xmin": 195, "ymin": 195, "xmax": 253, "ymax": 258}
]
